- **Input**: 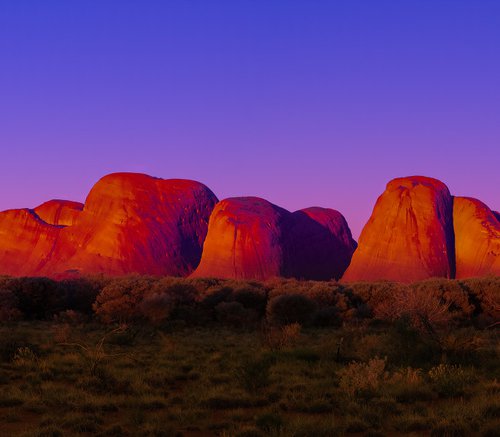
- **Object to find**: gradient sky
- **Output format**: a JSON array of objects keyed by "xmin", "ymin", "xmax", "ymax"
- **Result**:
[{"xmin": 1, "ymin": 1, "xmax": 499, "ymax": 238}]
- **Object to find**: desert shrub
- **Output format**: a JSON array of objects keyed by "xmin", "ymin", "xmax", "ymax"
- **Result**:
[
  {"xmin": 261, "ymin": 322, "xmax": 301, "ymax": 351},
  {"xmin": 266, "ymin": 293, "xmax": 316, "ymax": 326},
  {"xmin": 93, "ymin": 276, "xmax": 154, "ymax": 323},
  {"xmin": 139, "ymin": 293, "xmax": 173, "ymax": 325},
  {"xmin": 12, "ymin": 346, "xmax": 39, "ymax": 370},
  {"xmin": 337, "ymin": 357, "xmax": 387, "ymax": 399},
  {"xmin": 215, "ymin": 301, "xmax": 257, "ymax": 327},
  {"xmin": 459, "ymin": 277, "xmax": 500, "ymax": 326},
  {"xmin": 438, "ymin": 328, "xmax": 489, "ymax": 365},
  {"xmin": 0, "ymin": 289, "xmax": 22, "ymax": 321},
  {"xmin": 200, "ymin": 286, "xmax": 233, "ymax": 309},
  {"xmin": 61, "ymin": 277, "xmax": 108, "ymax": 314},
  {"xmin": 344, "ymin": 281, "xmax": 407, "ymax": 316},
  {"xmin": 387, "ymin": 367, "xmax": 434, "ymax": 402},
  {"xmin": 428, "ymin": 364, "xmax": 474, "ymax": 397},
  {"xmin": 411, "ymin": 279, "xmax": 474, "ymax": 321},
  {"xmin": 233, "ymin": 287, "xmax": 267, "ymax": 315},
  {"xmin": 312, "ymin": 306, "xmax": 342, "ymax": 327},
  {"xmin": 152, "ymin": 278, "xmax": 197, "ymax": 306},
  {"xmin": 374, "ymin": 284, "xmax": 454, "ymax": 333},
  {"xmin": 8, "ymin": 277, "xmax": 65, "ymax": 319}
]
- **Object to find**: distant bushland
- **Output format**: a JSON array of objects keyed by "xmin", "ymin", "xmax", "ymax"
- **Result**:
[{"xmin": 0, "ymin": 274, "xmax": 497, "ymax": 330}]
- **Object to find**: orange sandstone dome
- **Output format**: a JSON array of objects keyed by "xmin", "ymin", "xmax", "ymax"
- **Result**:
[
  {"xmin": 0, "ymin": 173, "xmax": 218, "ymax": 277},
  {"xmin": 453, "ymin": 196, "xmax": 500, "ymax": 278},
  {"xmin": 0, "ymin": 208, "xmax": 61, "ymax": 276},
  {"xmin": 342, "ymin": 176, "xmax": 455, "ymax": 282},
  {"xmin": 34, "ymin": 199, "xmax": 83, "ymax": 226},
  {"xmin": 191, "ymin": 197, "xmax": 356, "ymax": 280}
]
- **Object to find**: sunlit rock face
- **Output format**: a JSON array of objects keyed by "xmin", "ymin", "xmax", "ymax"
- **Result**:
[
  {"xmin": 453, "ymin": 197, "xmax": 500, "ymax": 278},
  {"xmin": 0, "ymin": 173, "xmax": 218, "ymax": 277},
  {"xmin": 342, "ymin": 176, "xmax": 455, "ymax": 282},
  {"xmin": 286, "ymin": 207, "xmax": 357, "ymax": 280},
  {"xmin": 34, "ymin": 199, "xmax": 83, "ymax": 226},
  {"xmin": 191, "ymin": 197, "xmax": 288, "ymax": 280},
  {"xmin": 191, "ymin": 197, "xmax": 357, "ymax": 280},
  {"xmin": 0, "ymin": 208, "xmax": 61, "ymax": 276}
]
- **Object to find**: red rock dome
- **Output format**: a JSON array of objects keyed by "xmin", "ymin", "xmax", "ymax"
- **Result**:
[
  {"xmin": 191, "ymin": 197, "xmax": 288, "ymax": 280},
  {"xmin": 285, "ymin": 207, "xmax": 357, "ymax": 280},
  {"xmin": 342, "ymin": 176, "xmax": 455, "ymax": 282},
  {"xmin": 0, "ymin": 173, "xmax": 218, "ymax": 277},
  {"xmin": 453, "ymin": 196, "xmax": 500, "ymax": 278},
  {"xmin": 192, "ymin": 197, "xmax": 357, "ymax": 280},
  {"xmin": 34, "ymin": 199, "xmax": 83, "ymax": 226},
  {"xmin": 0, "ymin": 208, "xmax": 61, "ymax": 276}
]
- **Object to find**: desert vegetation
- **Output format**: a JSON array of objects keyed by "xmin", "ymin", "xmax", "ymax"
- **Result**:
[{"xmin": 0, "ymin": 275, "xmax": 498, "ymax": 436}]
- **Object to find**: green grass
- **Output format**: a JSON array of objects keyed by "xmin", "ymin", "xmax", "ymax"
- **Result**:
[{"xmin": 0, "ymin": 321, "xmax": 498, "ymax": 436}]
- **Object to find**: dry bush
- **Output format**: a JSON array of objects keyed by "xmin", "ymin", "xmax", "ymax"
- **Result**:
[
  {"xmin": 266, "ymin": 293, "xmax": 316, "ymax": 326},
  {"xmin": 93, "ymin": 276, "xmax": 155, "ymax": 323},
  {"xmin": 12, "ymin": 346, "xmax": 40, "ymax": 370},
  {"xmin": 139, "ymin": 293, "xmax": 173, "ymax": 325},
  {"xmin": 215, "ymin": 301, "xmax": 257, "ymax": 327},
  {"xmin": 337, "ymin": 357, "xmax": 388, "ymax": 398},
  {"xmin": 428, "ymin": 364, "xmax": 474, "ymax": 397},
  {"xmin": 261, "ymin": 322, "xmax": 301, "ymax": 351},
  {"xmin": 232, "ymin": 286, "xmax": 267, "ymax": 315},
  {"xmin": 389, "ymin": 367, "xmax": 424, "ymax": 386},
  {"xmin": 7, "ymin": 277, "xmax": 65, "ymax": 320},
  {"xmin": 0, "ymin": 289, "xmax": 22, "ymax": 321},
  {"xmin": 151, "ymin": 278, "xmax": 198, "ymax": 306},
  {"xmin": 344, "ymin": 281, "xmax": 407, "ymax": 316},
  {"xmin": 61, "ymin": 276, "xmax": 108, "ymax": 314},
  {"xmin": 411, "ymin": 279, "xmax": 474, "ymax": 320},
  {"xmin": 374, "ymin": 285, "xmax": 453, "ymax": 333},
  {"xmin": 459, "ymin": 276, "xmax": 500, "ymax": 326}
]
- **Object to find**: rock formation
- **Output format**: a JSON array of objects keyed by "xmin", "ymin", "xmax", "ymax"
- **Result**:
[
  {"xmin": 0, "ymin": 173, "xmax": 218, "ymax": 277},
  {"xmin": 286, "ymin": 207, "xmax": 357, "ymax": 280},
  {"xmin": 34, "ymin": 199, "xmax": 83, "ymax": 226},
  {"xmin": 453, "ymin": 197, "xmax": 500, "ymax": 278},
  {"xmin": 342, "ymin": 176, "xmax": 455, "ymax": 282},
  {"xmin": 0, "ymin": 208, "xmax": 61, "ymax": 276},
  {"xmin": 191, "ymin": 197, "xmax": 289, "ymax": 280},
  {"xmin": 192, "ymin": 197, "xmax": 357, "ymax": 280}
]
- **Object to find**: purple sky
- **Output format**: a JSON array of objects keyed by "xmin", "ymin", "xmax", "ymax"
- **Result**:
[{"xmin": 1, "ymin": 1, "xmax": 499, "ymax": 238}]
